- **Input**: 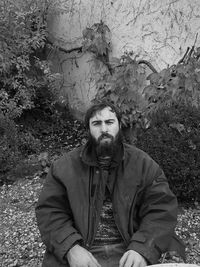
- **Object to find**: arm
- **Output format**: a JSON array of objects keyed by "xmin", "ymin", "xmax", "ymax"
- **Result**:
[
  {"xmin": 128, "ymin": 166, "xmax": 178, "ymax": 264},
  {"xmin": 35, "ymin": 162, "xmax": 83, "ymax": 264}
]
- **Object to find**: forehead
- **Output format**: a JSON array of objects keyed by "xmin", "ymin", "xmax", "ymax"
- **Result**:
[{"xmin": 89, "ymin": 107, "xmax": 117, "ymax": 122}]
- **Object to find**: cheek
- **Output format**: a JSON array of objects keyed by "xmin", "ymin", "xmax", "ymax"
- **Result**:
[
  {"xmin": 111, "ymin": 125, "xmax": 120, "ymax": 136},
  {"xmin": 90, "ymin": 128, "xmax": 100, "ymax": 138}
]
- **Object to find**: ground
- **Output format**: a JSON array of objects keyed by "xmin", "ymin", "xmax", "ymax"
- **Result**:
[{"xmin": 1, "ymin": 173, "xmax": 200, "ymax": 267}]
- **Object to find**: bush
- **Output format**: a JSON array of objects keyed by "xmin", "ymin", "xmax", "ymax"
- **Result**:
[
  {"xmin": 0, "ymin": 113, "xmax": 41, "ymax": 177},
  {"xmin": 136, "ymin": 105, "xmax": 200, "ymax": 204},
  {"xmin": 143, "ymin": 46, "xmax": 200, "ymax": 115},
  {"xmin": 0, "ymin": 0, "xmax": 59, "ymax": 118},
  {"xmin": 0, "ymin": 114, "xmax": 19, "ymax": 173},
  {"xmin": 18, "ymin": 131, "xmax": 41, "ymax": 154},
  {"xmin": 0, "ymin": 0, "xmax": 60, "ymax": 176}
]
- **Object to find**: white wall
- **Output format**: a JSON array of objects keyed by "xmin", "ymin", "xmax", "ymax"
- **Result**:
[{"xmin": 48, "ymin": 0, "xmax": 200, "ymax": 117}]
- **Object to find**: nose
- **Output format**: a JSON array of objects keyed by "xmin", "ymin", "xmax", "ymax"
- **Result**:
[{"xmin": 101, "ymin": 123, "xmax": 108, "ymax": 133}]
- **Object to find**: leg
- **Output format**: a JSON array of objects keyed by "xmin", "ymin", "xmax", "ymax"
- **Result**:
[{"xmin": 90, "ymin": 243, "xmax": 126, "ymax": 267}]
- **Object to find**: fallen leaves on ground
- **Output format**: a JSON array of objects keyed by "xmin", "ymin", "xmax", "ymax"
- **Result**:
[
  {"xmin": 0, "ymin": 175, "xmax": 200, "ymax": 267},
  {"xmin": 0, "ymin": 176, "xmax": 45, "ymax": 267}
]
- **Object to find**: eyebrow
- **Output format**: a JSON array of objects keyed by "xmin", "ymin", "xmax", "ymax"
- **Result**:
[{"xmin": 91, "ymin": 119, "xmax": 115, "ymax": 124}]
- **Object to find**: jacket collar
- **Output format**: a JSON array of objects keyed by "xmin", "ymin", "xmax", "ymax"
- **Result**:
[{"xmin": 80, "ymin": 141, "xmax": 125, "ymax": 167}]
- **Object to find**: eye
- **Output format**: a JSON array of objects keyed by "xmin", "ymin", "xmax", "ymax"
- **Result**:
[
  {"xmin": 106, "ymin": 120, "xmax": 114, "ymax": 125},
  {"xmin": 92, "ymin": 121, "xmax": 101, "ymax": 126}
]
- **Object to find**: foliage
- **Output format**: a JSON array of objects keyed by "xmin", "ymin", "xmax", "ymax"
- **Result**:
[
  {"xmin": 18, "ymin": 131, "xmax": 41, "ymax": 154},
  {"xmin": 136, "ymin": 104, "xmax": 200, "ymax": 204},
  {"xmin": 0, "ymin": 106, "xmax": 86, "ymax": 184},
  {"xmin": 94, "ymin": 53, "xmax": 147, "ymax": 129},
  {"xmin": 0, "ymin": 114, "xmax": 19, "ymax": 173},
  {"xmin": 82, "ymin": 22, "xmax": 153, "ymax": 130},
  {"xmin": 143, "ymin": 46, "xmax": 200, "ymax": 115},
  {"xmin": 0, "ymin": 0, "xmax": 60, "ymax": 174},
  {"xmin": 0, "ymin": 113, "xmax": 41, "ymax": 175},
  {"xmin": 83, "ymin": 22, "xmax": 200, "ymax": 133},
  {"xmin": 137, "ymin": 46, "xmax": 200, "ymax": 203},
  {"xmin": 82, "ymin": 21, "xmax": 112, "ymax": 73},
  {"xmin": 82, "ymin": 21, "xmax": 111, "ymax": 56},
  {"xmin": 0, "ymin": 0, "xmax": 58, "ymax": 119}
]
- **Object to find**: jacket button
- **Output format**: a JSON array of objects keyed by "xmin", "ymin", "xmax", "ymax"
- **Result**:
[{"xmin": 96, "ymin": 170, "xmax": 99, "ymax": 174}]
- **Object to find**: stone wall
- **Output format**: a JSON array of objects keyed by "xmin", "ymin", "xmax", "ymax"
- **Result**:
[{"xmin": 47, "ymin": 0, "xmax": 200, "ymax": 118}]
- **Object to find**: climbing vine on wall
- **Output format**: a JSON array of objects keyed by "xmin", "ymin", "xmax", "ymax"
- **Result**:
[
  {"xmin": 82, "ymin": 22, "xmax": 155, "ymax": 132},
  {"xmin": 82, "ymin": 21, "xmax": 112, "ymax": 74},
  {"xmin": 94, "ymin": 53, "xmax": 147, "ymax": 128},
  {"xmin": 82, "ymin": 22, "xmax": 200, "ymax": 136},
  {"xmin": 143, "ymin": 45, "xmax": 200, "ymax": 115}
]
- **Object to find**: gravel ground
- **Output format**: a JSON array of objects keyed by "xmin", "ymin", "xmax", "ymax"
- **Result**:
[{"xmin": 0, "ymin": 175, "xmax": 200, "ymax": 267}]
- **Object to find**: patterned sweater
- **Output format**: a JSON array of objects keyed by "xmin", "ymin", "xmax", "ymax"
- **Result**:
[{"xmin": 92, "ymin": 155, "xmax": 123, "ymax": 245}]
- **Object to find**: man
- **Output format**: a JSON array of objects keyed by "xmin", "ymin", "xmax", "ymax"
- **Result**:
[{"xmin": 36, "ymin": 102, "xmax": 184, "ymax": 267}]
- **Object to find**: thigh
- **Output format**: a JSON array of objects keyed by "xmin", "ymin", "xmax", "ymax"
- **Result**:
[{"xmin": 90, "ymin": 243, "xmax": 126, "ymax": 267}]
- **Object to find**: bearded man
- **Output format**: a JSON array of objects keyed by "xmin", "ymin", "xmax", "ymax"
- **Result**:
[{"xmin": 36, "ymin": 102, "xmax": 185, "ymax": 267}]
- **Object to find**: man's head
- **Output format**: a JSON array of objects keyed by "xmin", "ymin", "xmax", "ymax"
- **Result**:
[{"xmin": 85, "ymin": 102, "xmax": 122, "ymax": 156}]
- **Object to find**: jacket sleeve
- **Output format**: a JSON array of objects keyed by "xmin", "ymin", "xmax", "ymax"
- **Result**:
[
  {"xmin": 127, "ymin": 162, "xmax": 179, "ymax": 264},
  {"xmin": 35, "ymin": 162, "xmax": 83, "ymax": 264}
]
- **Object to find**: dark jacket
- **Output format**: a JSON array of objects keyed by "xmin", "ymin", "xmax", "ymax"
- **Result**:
[{"xmin": 35, "ymin": 143, "xmax": 184, "ymax": 267}]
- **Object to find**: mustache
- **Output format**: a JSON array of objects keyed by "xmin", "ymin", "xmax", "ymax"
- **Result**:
[{"xmin": 98, "ymin": 133, "xmax": 114, "ymax": 142}]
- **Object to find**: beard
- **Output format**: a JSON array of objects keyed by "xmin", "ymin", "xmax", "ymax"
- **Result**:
[{"xmin": 88, "ymin": 130, "xmax": 123, "ymax": 158}]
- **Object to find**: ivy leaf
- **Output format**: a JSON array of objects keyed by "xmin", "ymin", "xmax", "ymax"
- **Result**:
[
  {"xmin": 147, "ymin": 72, "xmax": 160, "ymax": 85},
  {"xmin": 100, "ymin": 23, "xmax": 110, "ymax": 33},
  {"xmin": 168, "ymin": 77, "xmax": 180, "ymax": 96},
  {"xmin": 121, "ymin": 103, "xmax": 129, "ymax": 113},
  {"xmin": 109, "ymin": 93, "xmax": 119, "ymax": 103},
  {"xmin": 142, "ymin": 85, "xmax": 157, "ymax": 99},
  {"xmin": 82, "ymin": 28, "xmax": 95, "ymax": 40},
  {"xmin": 160, "ymin": 68, "xmax": 171, "ymax": 80},
  {"xmin": 185, "ymin": 78, "xmax": 193, "ymax": 91},
  {"xmin": 176, "ymin": 64, "xmax": 185, "ymax": 74},
  {"xmin": 95, "ymin": 37, "xmax": 107, "ymax": 56}
]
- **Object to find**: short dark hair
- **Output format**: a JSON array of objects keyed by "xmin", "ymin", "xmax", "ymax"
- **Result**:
[{"xmin": 84, "ymin": 101, "xmax": 121, "ymax": 129}]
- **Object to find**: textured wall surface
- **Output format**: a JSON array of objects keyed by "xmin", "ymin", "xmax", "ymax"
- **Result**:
[{"xmin": 48, "ymin": 0, "xmax": 200, "ymax": 115}]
